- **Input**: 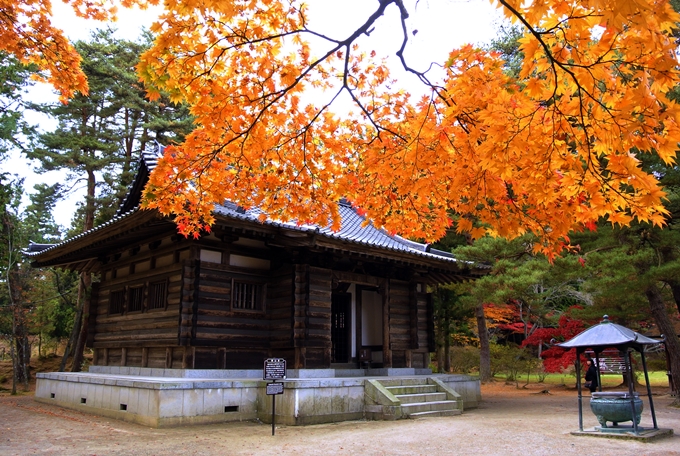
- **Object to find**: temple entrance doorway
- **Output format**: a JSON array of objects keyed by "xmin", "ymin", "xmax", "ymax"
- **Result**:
[{"xmin": 331, "ymin": 292, "xmax": 351, "ymax": 363}]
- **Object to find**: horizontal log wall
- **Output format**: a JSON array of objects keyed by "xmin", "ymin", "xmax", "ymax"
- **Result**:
[
  {"xmin": 293, "ymin": 265, "xmax": 332, "ymax": 368},
  {"xmin": 192, "ymin": 261, "xmax": 270, "ymax": 354},
  {"xmin": 293, "ymin": 264, "xmax": 309, "ymax": 352},
  {"xmin": 268, "ymin": 265, "xmax": 294, "ymax": 354},
  {"xmin": 179, "ymin": 260, "xmax": 196, "ymax": 346},
  {"xmin": 415, "ymin": 291, "xmax": 431, "ymax": 369},
  {"xmin": 93, "ymin": 347, "xmax": 189, "ymax": 369},
  {"xmin": 91, "ymin": 243, "xmax": 185, "ymax": 355},
  {"xmin": 389, "ymin": 279, "xmax": 411, "ymax": 354},
  {"xmin": 388, "ymin": 280, "xmax": 431, "ymax": 368},
  {"xmin": 307, "ymin": 266, "xmax": 332, "ymax": 354},
  {"xmin": 191, "ymin": 262, "xmax": 294, "ymax": 369},
  {"xmin": 88, "ymin": 233, "xmax": 437, "ymax": 370}
]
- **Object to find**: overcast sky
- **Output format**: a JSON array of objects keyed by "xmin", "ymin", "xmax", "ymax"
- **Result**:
[{"xmin": 8, "ymin": 0, "xmax": 503, "ymax": 229}]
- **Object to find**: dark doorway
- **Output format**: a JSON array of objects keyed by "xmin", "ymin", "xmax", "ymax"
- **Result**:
[{"xmin": 331, "ymin": 293, "xmax": 351, "ymax": 363}]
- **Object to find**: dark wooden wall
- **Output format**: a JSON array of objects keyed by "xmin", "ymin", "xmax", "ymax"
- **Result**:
[
  {"xmin": 268, "ymin": 265, "xmax": 295, "ymax": 361},
  {"xmin": 387, "ymin": 280, "xmax": 431, "ymax": 369},
  {"xmin": 415, "ymin": 290, "xmax": 433, "ymax": 369},
  {"xmin": 90, "ymin": 238, "xmax": 186, "ymax": 367},
  {"xmin": 293, "ymin": 265, "xmax": 332, "ymax": 368},
  {"xmin": 190, "ymin": 260, "xmax": 271, "ymax": 368},
  {"xmin": 88, "ymin": 234, "xmax": 437, "ymax": 370}
]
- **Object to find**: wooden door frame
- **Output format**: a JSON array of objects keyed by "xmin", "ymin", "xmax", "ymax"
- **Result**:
[{"xmin": 330, "ymin": 291, "xmax": 352, "ymax": 363}]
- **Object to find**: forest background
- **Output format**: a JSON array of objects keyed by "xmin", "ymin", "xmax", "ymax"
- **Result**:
[{"xmin": 1, "ymin": 0, "xmax": 679, "ymax": 402}]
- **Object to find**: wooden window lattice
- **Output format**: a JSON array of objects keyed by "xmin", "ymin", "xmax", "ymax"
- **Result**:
[
  {"xmin": 148, "ymin": 281, "xmax": 167, "ymax": 310},
  {"xmin": 232, "ymin": 281, "xmax": 261, "ymax": 310},
  {"xmin": 128, "ymin": 286, "xmax": 144, "ymax": 312},
  {"xmin": 109, "ymin": 289, "xmax": 125, "ymax": 315}
]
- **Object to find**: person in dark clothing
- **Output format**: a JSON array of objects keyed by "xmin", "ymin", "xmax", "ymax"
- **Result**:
[{"xmin": 584, "ymin": 359, "xmax": 598, "ymax": 393}]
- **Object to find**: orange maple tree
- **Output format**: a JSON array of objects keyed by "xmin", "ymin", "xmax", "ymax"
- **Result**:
[
  {"xmin": 6, "ymin": 0, "xmax": 680, "ymax": 256},
  {"xmin": 0, "ymin": 0, "xmax": 157, "ymax": 101}
]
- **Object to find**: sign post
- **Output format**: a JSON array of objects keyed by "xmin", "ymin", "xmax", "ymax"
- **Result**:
[{"xmin": 263, "ymin": 358, "xmax": 286, "ymax": 436}]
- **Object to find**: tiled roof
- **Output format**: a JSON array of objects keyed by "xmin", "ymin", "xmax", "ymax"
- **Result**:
[
  {"xmin": 213, "ymin": 200, "xmax": 456, "ymax": 263},
  {"xmin": 25, "ymin": 143, "xmax": 165, "ymax": 258},
  {"xmin": 114, "ymin": 144, "xmax": 162, "ymax": 217},
  {"xmin": 25, "ymin": 207, "xmax": 141, "ymax": 257},
  {"xmin": 27, "ymin": 144, "xmax": 467, "ymax": 266}
]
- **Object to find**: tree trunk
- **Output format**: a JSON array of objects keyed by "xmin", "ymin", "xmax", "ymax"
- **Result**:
[
  {"xmin": 436, "ymin": 346, "xmax": 445, "ymax": 373},
  {"xmin": 10, "ymin": 332, "xmax": 17, "ymax": 395},
  {"xmin": 476, "ymin": 302, "xmax": 492, "ymax": 382},
  {"xmin": 59, "ymin": 276, "xmax": 84, "ymax": 372},
  {"xmin": 443, "ymin": 301, "xmax": 451, "ymax": 372},
  {"xmin": 645, "ymin": 284, "xmax": 680, "ymax": 401},
  {"xmin": 68, "ymin": 169, "xmax": 96, "ymax": 372},
  {"xmin": 8, "ymin": 268, "xmax": 29, "ymax": 389},
  {"xmin": 70, "ymin": 273, "xmax": 91, "ymax": 372},
  {"xmin": 444, "ymin": 327, "xmax": 451, "ymax": 373},
  {"xmin": 10, "ymin": 305, "xmax": 30, "ymax": 390},
  {"xmin": 666, "ymin": 280, "xmax": 680, "ymax": 316}
]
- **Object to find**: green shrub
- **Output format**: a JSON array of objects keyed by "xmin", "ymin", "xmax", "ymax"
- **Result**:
[
  {"xmin": 490, "ymin": 342, "xmax": 542, "ymax": 384},
  {"xmin": 449, "ymin": 346, "xmax": 480, "ymax": 374},
  {"xmin": 644, "ymin": 354, "xmax": 668, "ymax": 372}
]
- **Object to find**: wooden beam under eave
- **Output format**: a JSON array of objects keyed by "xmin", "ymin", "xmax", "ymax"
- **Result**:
[{"xmin": 332, "ymin": 271, "xmax": 381, "ymax": 287}]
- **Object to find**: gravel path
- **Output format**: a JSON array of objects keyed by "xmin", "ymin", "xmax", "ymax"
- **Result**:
[{"xmin": 1, "ymin": 383, "xmax": 679, "ymax": 455}]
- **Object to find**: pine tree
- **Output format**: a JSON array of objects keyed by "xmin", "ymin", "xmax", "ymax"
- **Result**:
[
  {"xmin": 0, "ymin": 52, "xmax": 36, "ymax": 156},
  {"xmin": 26, "ymin": 28, "xmax": 193, "ymax": 371},
  {"xmin": 452, "ymin": 235, "xmax": 591, "ymax": 382}
]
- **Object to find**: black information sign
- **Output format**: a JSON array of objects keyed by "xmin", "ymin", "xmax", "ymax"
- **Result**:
[
  {"xmin": 264, "ymin": 358, "xmax": 287, "ymax": 380},
  {"xmin": 266, "ymin": 382, "xmax": 284, "ymax": 395}
]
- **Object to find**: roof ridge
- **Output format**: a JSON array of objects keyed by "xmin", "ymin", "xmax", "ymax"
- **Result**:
[{"xmin": 114, "ymin": 142, "xmax": 164, "ymax": 217}]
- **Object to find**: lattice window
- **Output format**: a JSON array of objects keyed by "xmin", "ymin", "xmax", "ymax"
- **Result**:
[
  {"xmin": 148, "ymin": 280, "xmax": 167, "ymax": 310},
  {"xmin": 109, "ymin": 289, "xmax": 125, "ymax": 315},
  {"xmin": 128, "ymin": 286, "xmax": 144, "ymax": 312},
  {"xmin": 232, "ymin": 281, "xmax": 262, "ymax": 311}
]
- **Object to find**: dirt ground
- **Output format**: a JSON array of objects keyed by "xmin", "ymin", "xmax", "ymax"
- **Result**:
[{"xmin": 0, "ymin": 382, "xmax": 679, "ymax": 456}]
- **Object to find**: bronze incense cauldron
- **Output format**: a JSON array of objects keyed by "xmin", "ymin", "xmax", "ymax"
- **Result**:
[{"xmin": 590, "ymin": 392, "xmax": 642, "ymax": 428}]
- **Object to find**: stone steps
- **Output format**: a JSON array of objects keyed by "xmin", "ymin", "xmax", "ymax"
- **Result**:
[
  {"xmin": 373, "ymin": 378, "xmax": 462, "ymax": 419},
  {"xmin": 386, "ymin": 385, "xmax": 437, "ymax": 395},
  {"xmin": 395, "ymin": 392, "xmax": 448, "ymax": 403},
  {"xmin": 401, "ymin": 400, "xmax": 460, "ymax": 414},
  {"xmin": 408, "ymin": 409, "xmax": 462, "ymax": 418}
]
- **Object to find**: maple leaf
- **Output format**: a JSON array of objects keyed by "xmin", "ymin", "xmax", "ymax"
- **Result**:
[
  {"xmin": 10, "ymin": 0, "xmax": 678, "ymax": 257},
  {"xmin": 0, "ymin": 1, "xmax": 158, "ymax": 101},
  {"xmin": 584, "ymin": 221, "xmax": 597, "ymax": 232}
]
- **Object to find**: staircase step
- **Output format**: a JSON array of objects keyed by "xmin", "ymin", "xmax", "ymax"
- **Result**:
[
  {"xmin": 395, "ymin": 392, "xmax": 447, "ymax": 403},
  {"xmin": 378, "ymin": 378, "xmax": 426, "ymax": 387},
  {"xmin": 408, "ymin": 409, "xmax": 462, "ymax": 419},
  {"xmin": 401, "ymin": 400, "xmax": 459, "ymax": 414},
  {"xmin": 386, "ymin": 385, "xmax": 436, "ymax": 395}
]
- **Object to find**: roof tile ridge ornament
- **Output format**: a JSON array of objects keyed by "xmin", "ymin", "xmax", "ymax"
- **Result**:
[
  {"xmin": 140, "ymin": 141, "xmax": 163, "ymax": 169},
  {"xmin": 114, "ymin": 142, "xmax": 165, "ymax": 217},
  {"xmin": 25, "ymin": 240, "xmax": 56, "ymax": 254}
]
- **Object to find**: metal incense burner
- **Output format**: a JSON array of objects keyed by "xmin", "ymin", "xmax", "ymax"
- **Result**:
[
  {"xmin": 557, "ymin": 315, "xmax": 666, "ymax": 436},
  {"xmin": 590, "ymin": 391, "xmax": 642, "ymax": 428}
]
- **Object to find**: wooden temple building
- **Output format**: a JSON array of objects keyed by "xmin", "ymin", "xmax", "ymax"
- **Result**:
[
  {"xmin": 28, "ymin": 146, "xmax": 485, "ymax": 426},
  {"xmin": 28, "ymin": 147, "xmax": 484, "ymax": 372}
]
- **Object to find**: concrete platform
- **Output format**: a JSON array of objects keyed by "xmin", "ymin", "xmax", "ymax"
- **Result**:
[
  {"xmin": 35, "ymin": 368, "xmax": 480, "ymax": 427},
  {"xmin": 571, "ymin": 427, "xmax": 674, "ymax": 441}
]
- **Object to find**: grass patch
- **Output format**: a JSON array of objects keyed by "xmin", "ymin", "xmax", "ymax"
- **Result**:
[{"xmin": 494, "ymin": 371, "xmax": 670, "ymax": 388}]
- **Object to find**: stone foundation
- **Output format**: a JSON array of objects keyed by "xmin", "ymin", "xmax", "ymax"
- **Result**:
[{"xmin": 35, "ymin": 368, "xmax": 480, "ymax": 428}]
